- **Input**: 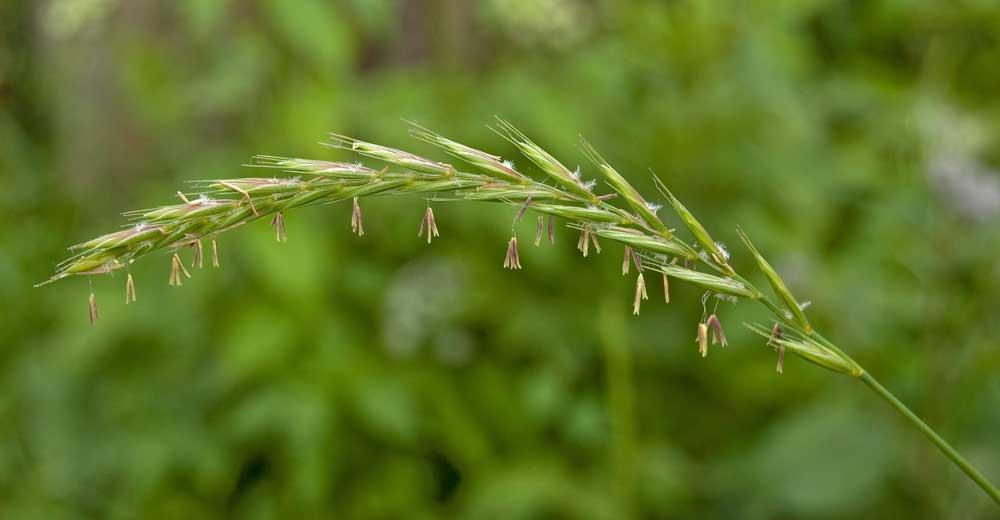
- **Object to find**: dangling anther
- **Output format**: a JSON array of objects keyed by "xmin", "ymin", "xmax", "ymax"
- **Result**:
[
  {"xmin": 768, "ymin": 324, "xmax": 785, "ymax": 374},
  {"xmin": 696, "ymin": 322, "xmax": 709, "ymax": 357},
  {"xmin": 589, "ymin": 231, "xmax": 602, "ymax": 254},
  {"xmin": 125, "ymin": 273, "xmax": 137, "ymax": 304},
  {"xmin": 577, "ymin": 229, "xmax": 589, "ymax": 257},
  {"xmin": 351, "ymin": 196, "xmax": 364, "ymax": 236},
  {"xmin": 705, "ymin": 313, "xmax": 728, "ymax": 347},
  {"xmin": 191, "ymin": 239, "xmax": 204, "ymax": 268},
  {"xmin": 88, "ymin": 291, "xmax": 99, "ymax": 325},
  {"xmin": 503, "ymin": 236, "xmax": 522, "ymax": 270},
  {"xmin": 219, "ymin": 180, "xmax": 259, "ymax": 216},
  {"xmin": 515, "ymin": 195, "xmax": 533, "ymax": 224},
  {"xmin": 271, "ymin": 212, "xmax": 287, "ymax": 242},
  {"xmin": 418, "ymin": 206, "xmax": 439, "ymax": 244},
  {"xmin": 169, "ymin": 252, "xmax": 191, "ymax": 286},
  {"xmin": 632, "ymin": 273, "xmax": 648, "ymax": 315},
  {"xmin": 211, "ymin": 238, "xmax": 220, "ymax": 268}
]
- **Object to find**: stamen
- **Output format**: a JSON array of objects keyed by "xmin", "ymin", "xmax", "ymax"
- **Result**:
[
  {"xmin": 589, "ymin": 231, "xmax": 601, "ymax": 254},
  {"xmin": 88, "ymin": 292, "xmax": 98, "ymax": 326},
  {"xmin": 630, "ymin": 248, "xmax": 642, "ymax": 271},
  {"xmin": 662, "ymin": 272, "xmax": 670, "ymax": 303},
  {"xmin": 547, "ymin": 216, "xmax": 555, "ymax": 244},
  {"xmin": 219, "ymin": 180, "xmax": 259, "ymax": 216},
  {"xmin": 768, "ymin": 324, "xmax": 784, "ymax": 374},
  {"xmin": 515, "ymin": 195, "xmax": 533, "ymax": 224},
  {"xmin": 767, "ymin": 323, "xmax": 783, "ymax": 347},
  {"xmin": 632, "ymin": 273, "xmax": 648, "ymax": 315},
  {"xmin": 697, "ymin": 322, "xmax": 709, "ymax": 357},
  {"xmin": 125, "ymin": 273, "xmax": 136, "ymax": 304},
  {"xmin": 169, "ymin": 252, "xmax": 191, "ymax": 286},
  {"xmin": 351, "ymin": 196, "xmax": 364, "ymax": 236},
  {"xmin": 622, "ymin": 246, "xmax": 633, "ymax": 275},
  {"xmin": 706, "ymin": 314, "xmax": 728, "ymax": 347},
  {"xmin": 503, "ymin": 236, "xmax": 522, "ymax": 270},
  {"xmin": 534, "ymin": 215, "xmax": 543, "ymax": 246},
  {"xmin": 211, "ymin": 238, "xmax": 220, "ymax": 268},
  {"xmin": 272, "ymin": 212, "xmax": 287, "ymax": 242},
  {"xmin": 191, "ymin": 239, "xmax": 203, "ymax": 268},
  {"xmin": 418, "ymin": 207, "xmax": 439, "ymax": 244}
]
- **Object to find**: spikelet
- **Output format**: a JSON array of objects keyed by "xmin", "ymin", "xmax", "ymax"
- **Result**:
[{"xmin": 737, "ymin": 227, "xmax": 811, "ymax": 333}]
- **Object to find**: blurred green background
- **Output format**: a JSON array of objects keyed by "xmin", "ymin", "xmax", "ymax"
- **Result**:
[{"xmin": 3, "ymin": 0, "xmax": 1000, "ymax": 518}]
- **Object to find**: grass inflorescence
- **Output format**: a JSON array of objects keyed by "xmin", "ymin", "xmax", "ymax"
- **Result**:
[{"xmin": 39, "ymin": 118, "xmax": 1000, "ymax": 505}]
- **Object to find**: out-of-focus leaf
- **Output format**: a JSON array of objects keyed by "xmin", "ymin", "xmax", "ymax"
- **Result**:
[
  {"xmin": 735, "ymin": 395, "xmax": 898, "ymax": 516},
  {"xmin": 257, "ymin": 0, "xmax": 352, "ymax": 73}
]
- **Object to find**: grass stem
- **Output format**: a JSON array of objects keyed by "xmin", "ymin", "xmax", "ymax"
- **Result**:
[{"xmin": 860, "ymin": 372, "xmax": 1000, "ymax": 505}]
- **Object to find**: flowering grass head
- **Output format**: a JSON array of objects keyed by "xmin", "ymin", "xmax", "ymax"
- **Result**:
[{"xmin": 35, "ymin": 120, "xmax": 1000, "ymax": 504}]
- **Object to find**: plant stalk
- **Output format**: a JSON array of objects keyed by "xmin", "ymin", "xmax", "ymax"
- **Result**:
[{"xmin": 859, "ymin": 371, "xmax": 1000, "ymax": 505}]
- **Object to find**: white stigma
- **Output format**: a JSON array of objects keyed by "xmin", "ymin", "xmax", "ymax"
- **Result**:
[{"xmin": 716, "ymin": 242, "xmax": 730, "ymax": 261}]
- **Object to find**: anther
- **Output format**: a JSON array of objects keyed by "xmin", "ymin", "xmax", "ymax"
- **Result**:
[{"xmin": 125, "ymin": 273, "xmax": 137, "ymax": 304}]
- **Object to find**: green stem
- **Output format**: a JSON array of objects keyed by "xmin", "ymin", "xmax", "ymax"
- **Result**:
[
  {"xmin": 599, "ymin": 298, "xmax": 636, "ymax": 516},
  {"xmin": 859, "ymin": 372, "xmax": 1000, "ymax": 505}
]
